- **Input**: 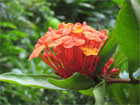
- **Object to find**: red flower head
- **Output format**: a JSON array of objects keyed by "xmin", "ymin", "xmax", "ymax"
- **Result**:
[{"xmin": 29, "ymin": 22, "xmax": 119, "ymax": 79}]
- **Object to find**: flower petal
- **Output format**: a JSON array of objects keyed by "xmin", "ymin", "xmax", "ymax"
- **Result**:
[
  {"xmin": 74, "ymin": 38, "xmax": 85, "ymax": 46},
  {"xmin": 82, "ymin": 25, "xmax": 95, "ymax": 32},
  {"xmin": 38, "ymin": 36, "xmax": 47, "ymax": 44},
  {"xmin": 48, "ymin": 36, "xmax": 71, "ymax": 47},
  {"xmin": 63, "ymin": 38, "xmax": 75, "ymax": 48},
  {"xmin": 80, "ymin": 47, "xmax": 99, "ymax": 56},
  {"xmin": 72, "ymin": 24, "xmax": 83, "ymax": 34},
  {"xmin": 28, "ymin": 44, "xmax": 46, "ymax": 61},
  {"xmin": 84, "ymin": 31, "xmax": 96, "ymax": 40},
  {"xmin": 101, "ymin": 30, "xmax": 107, "ymax": 36},
  {"xmin": 62, "ymin": 28, "xmax": 71, "ymax": 35},
  {"xmin": 58, "ymin": 22, "xmax": 65, "ymax": 29}
]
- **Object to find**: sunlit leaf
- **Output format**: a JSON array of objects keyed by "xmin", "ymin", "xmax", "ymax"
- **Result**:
[
  {"xmin": 0, "ymin": 73, "xmax": 65, "ymax": 90},
  {"xmin": 112, "ymin": 0, "xmax": 123, "ymax": 6},
  {"xmin": 8, "ymin": 30, "xmax": 28, "ymax": 37},
  {"xmin": 131, "ymin": 0, "xmax": 140, "ymax": 24},
  {"xmin": 79, "ymin": 87, "xmax": 94, "ymax": 96},
  {"xmin": 79, "ymin": 3, "xmax": 95, "ymax": 9},
  {"xmin": 0, "ymin": 21, "xmax": 17, "ymax": 29},
  {"xmin": 116, "ymin": 0, "xmax": 140, "ymax": 66},
  {"xmin": 44, "ymin": 17, "xmax": 60, "ymax": 30},
  {"xmin": 48, "ymin": 73, "xmax": 94, "ymax": 90},
  {"xmin": 93, "ymin": 81, "xmax": 105, "ymax": 105}
]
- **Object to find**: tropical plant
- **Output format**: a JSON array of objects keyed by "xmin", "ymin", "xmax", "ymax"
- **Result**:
[{"xmin": 0, "ymin": 0, "xmax": 139, "ymax": 105}]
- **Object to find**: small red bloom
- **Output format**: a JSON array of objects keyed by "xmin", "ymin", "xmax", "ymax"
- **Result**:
[{"xmin": 29, "ymin": 22, "xmax": 119, "ymax": 79}]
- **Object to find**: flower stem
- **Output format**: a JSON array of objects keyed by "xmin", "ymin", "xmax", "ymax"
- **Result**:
[{"xmin": 106, "ymin": 78, "xmax": 140, "ymax": 84}]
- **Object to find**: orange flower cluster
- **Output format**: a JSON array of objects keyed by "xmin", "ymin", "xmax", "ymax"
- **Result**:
[{"xmin": 29, "ymin": 22, "xmax": 119, "ymax": 78}]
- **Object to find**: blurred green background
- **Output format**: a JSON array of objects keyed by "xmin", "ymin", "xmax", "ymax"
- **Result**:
[{"xmin": 0, "ymin": 0, "xmax": 139, "ymax": 105}]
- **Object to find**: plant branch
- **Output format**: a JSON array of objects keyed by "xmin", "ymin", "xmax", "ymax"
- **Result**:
[{"xmin": 105, "ymin": 78, "xmax": 140, "ymax": 84}]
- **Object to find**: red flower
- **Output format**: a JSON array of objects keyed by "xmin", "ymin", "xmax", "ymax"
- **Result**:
[{"xmin": 29, "ymin": 22, "xmax": 119, "ymax": 79}]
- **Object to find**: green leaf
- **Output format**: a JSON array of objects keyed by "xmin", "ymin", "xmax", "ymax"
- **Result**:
[
  {"xmin": 108, "ymin": 47, "xmax": 128, "ymax": 73},
  {"xmin": 19, "ymin": 17, "xmax": 37, "ymax": 29},
  {"xmin": 112, "ymin": 50, "xmax": 127, "ymax": 68},
  {"xmin": 0, "ymin": 73, "xmax": 65, "ymax": 90},
  {"xmin": 131, "ymin": 0, "xmax": 140, "ymax": 24},
  {"xmin": 79, "ymin": 87, "xmax": 94, "ymax": 96},
  {"xmin": 48, "ymin": 73, "xmax": 94, "ymax": 90},
  {"xmin": 138, "ymin": 0, "xmax": 140, "ymax": 4},
  {"xmin": 139, "ymin": 0, "xmax": 140, "ymax": 4},
  {"xmin": 94, "ymin": 34, "xmax": 117, "ymax": 77},
  {"xmin": 0, "ymin": 21, "xmax": 17, "ymax": 29},
  {"xmin": 9, "ymin": 57, "xmax": 25, "ymax": 71},
  {"xmin": 112, "ymin": 0, "xmax": 123, "ymax": 6},
  {"xmin": 99, "ymin": 31, "xmax": 117, "ymax": 58},
  {"xmin": 128, "ymin": 60, "xmax": 139, "ymax": 80},
  {"xmin": 8, "ymin": 30, "xmax": 28, "ymax": 37},
  {"xmin": 129, "ymin": 84, "xmax": 140, "ymax": 104},
  {"xmin": 44, "ymin": 17, "xmax": 60, "ymax": 30},
  {"xmin": 107, "ymin": 83, "xmax": 128, "ymax": 104},
  {"xmin": 93, "ymin": 81, "xmax": 105, "ymax": 105},
  {"xmin": 79, "ymin": 3, "xmax": 95, "ymax": 9},
  {"xmin": 116, "ymin": 0, "xmax": 140, "ymax": 65}
]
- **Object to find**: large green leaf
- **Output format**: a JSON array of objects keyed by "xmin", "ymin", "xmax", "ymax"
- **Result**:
[
  {"xmin": 129, "ymin": 84, "xmax": 140, "ymax": 104},
  {"xmin": 0, "ymin": 73, "xmax": 65, "ymax": 90},
  {"xmin": 48, "ymin": 73, "xmax": 94, "ymax": 90},
  {"xmin": 79, "ymin": 87, "xmax": 94, "ymax": 96},
  {"xmin": 112, "ymin": 0, "xmax": 123, "ymax": 6},
  {"xmin": 94, "ymin": 34, "xmax": 117, "ymax": 78},
  {"xmin": 93, "ymin": 81, "xmax": 105, "ymax": 105},
  {"xmin": 112, "ymin": 50, "xmax": 127, "ymax": 68},
  {"xmin": 108, "ymin": 47, "xmax": 128, "ymax": 73},
  {"xmin": 128, "ymin": 60, "xmax": 139, "ymax": 80},
  {"xmin": 116, "ymin": 0, "xmax": 140, "ymax": 65},
  {"xmin": 131, "ymin": 0, "xmax": 140, "ymax": 24},
  {"xmin": 107, "ymin": 83, "xmax": 128, "ymax": 104}
]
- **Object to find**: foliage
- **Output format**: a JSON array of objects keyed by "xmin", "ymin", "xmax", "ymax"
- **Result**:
[
  {"xmin": 93, "ymin": 81, "xmax": 105, "ymax": 105},
  {"xmin": 0, "ymin": 0, "xmax": 140, "ymax": 105},
  {"xmin": 116, "ymin": 0, "xmax": 139, "ymax": 65}
]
